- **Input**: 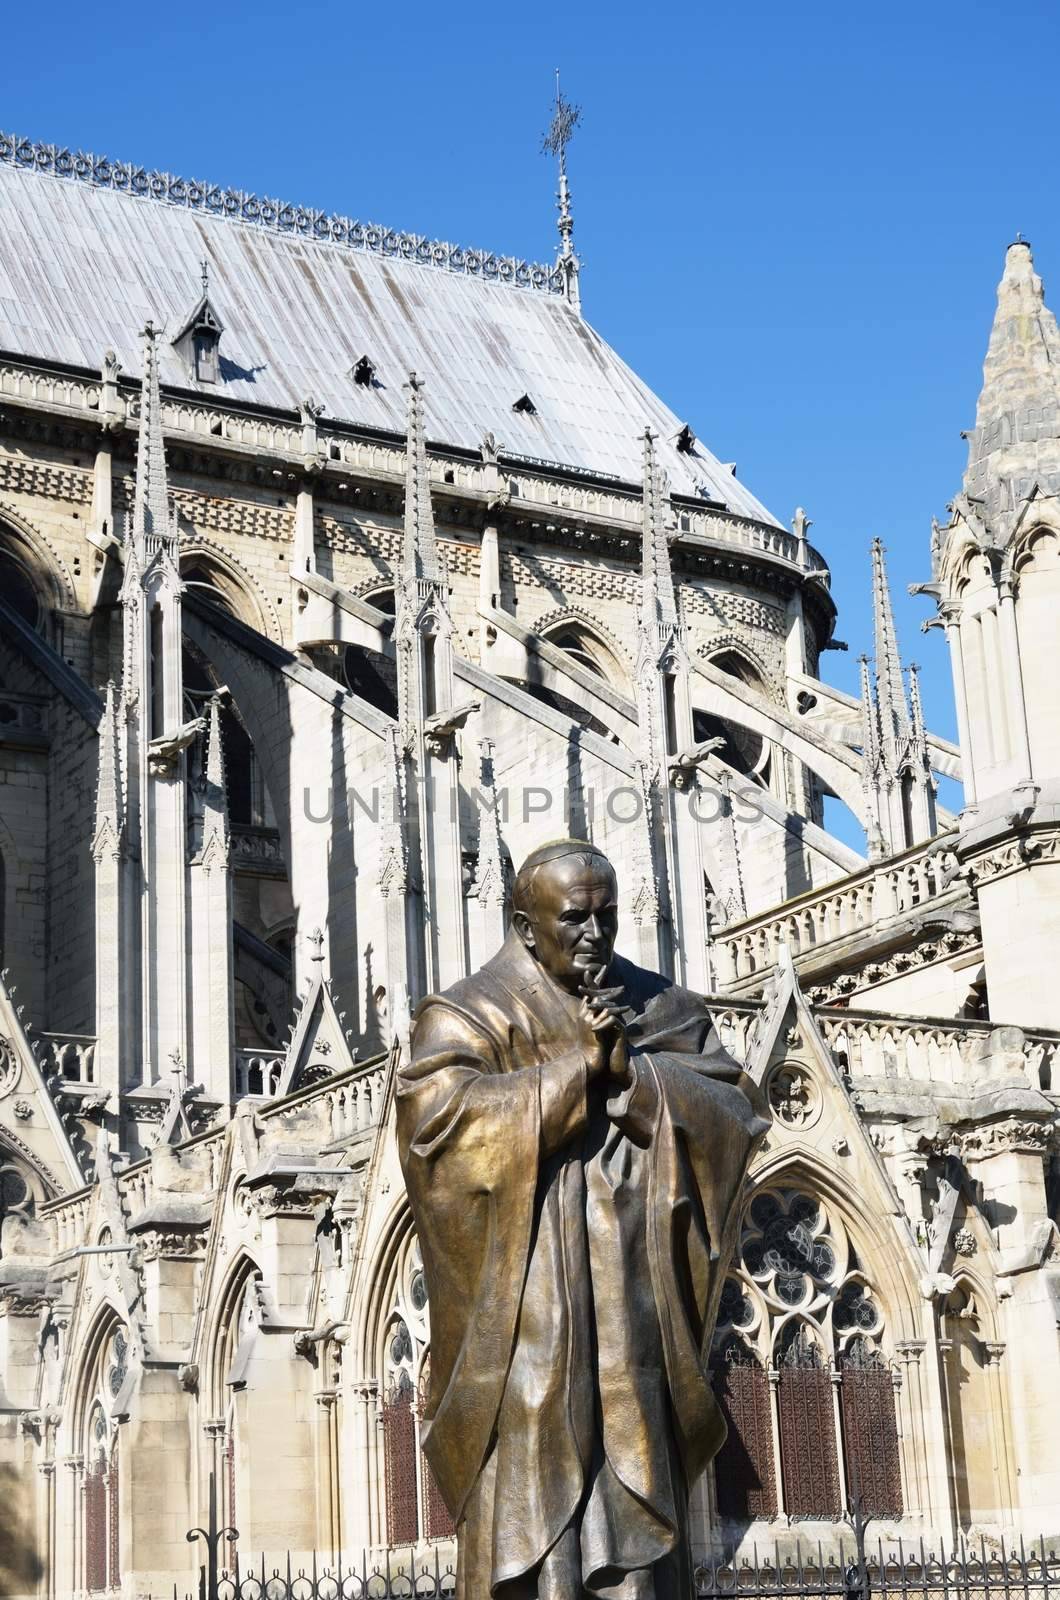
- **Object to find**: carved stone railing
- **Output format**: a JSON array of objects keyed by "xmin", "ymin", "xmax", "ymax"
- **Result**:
[
  {"xmin": 704, "ymin": 1001, "xmax": 764, "ymax": 1065},
  {"xmin": 39, "ymin": 1032, "xmax": 97, "ymax": 1085},
  {"xmin": 40, "ymin": 1189, "xmax": 92, "ymax": 1255},
  {"xmin": 713, "ymin": 835, "xmax": 963, "ymax": 991},
  {"xmin": 0, "ymin": 691, "xmax": 47, "ymax": 742},
  {"xmin": 319, "ymin": 1058, "xmax": 389, "ymax": 1143},
  {"xmin": 0, "ymin": 354, "xmax": 824, "ymax": 580},
  {"xmin": 234, "ymin": 1049, "xmax": 286, "ymax": 1099},
  {"xmin": 230, "ymin": 824, "xmax": 286, "ymax": 876},
  {"xmin": 817, "ymin": 1008, "xmax": 1060, "ymax": 1092}
]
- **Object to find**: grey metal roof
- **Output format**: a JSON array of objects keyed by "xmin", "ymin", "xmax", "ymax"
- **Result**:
[{"xmin": 0, "ymin": 140, "xmax": 780, "ymax": 525}]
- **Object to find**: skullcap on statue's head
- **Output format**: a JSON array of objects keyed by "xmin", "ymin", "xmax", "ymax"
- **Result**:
[{"xmin": 512, "ymin": 838, "xmax": 615, "ymax": 914}]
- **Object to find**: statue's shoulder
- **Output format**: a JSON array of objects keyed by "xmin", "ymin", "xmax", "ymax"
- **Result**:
[
  {"xmin": 612, "ymin": 954, "xmax": 705, "ymax": 1012},
  {"xmin": 412, "ymin": 947, "xmax": 518, "ymax": 1032}
]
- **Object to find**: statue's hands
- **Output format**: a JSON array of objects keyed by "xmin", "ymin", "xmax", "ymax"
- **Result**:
[{"xmin": 578, "ymin": 972, "xmax": 632, "ymax": 1087}]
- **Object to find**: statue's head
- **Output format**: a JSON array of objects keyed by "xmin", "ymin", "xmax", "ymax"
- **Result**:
[{"xmin": 511, "ymin": 839, "xmax": 618, "ymax": 993}]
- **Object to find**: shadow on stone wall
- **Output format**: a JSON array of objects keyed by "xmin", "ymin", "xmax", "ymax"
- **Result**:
[{"xmin": 0, "ymin": 1464, "xmax": 42, "ymax": 1599}]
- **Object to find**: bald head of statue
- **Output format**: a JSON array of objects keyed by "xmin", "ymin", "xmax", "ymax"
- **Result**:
[{"xmin": 510, "ymin": 839, "xmax": 619, "ymax": 994}]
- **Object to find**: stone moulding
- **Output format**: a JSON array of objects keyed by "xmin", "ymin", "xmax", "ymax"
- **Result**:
[{"xmin": 0, "ymin": 132, "xmax": 566, "ymax": 298}]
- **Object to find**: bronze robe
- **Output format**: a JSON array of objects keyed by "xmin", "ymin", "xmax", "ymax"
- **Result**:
[{"xmin": 396, "ymin": 934, "xmax": 768, "ymax": 1599}]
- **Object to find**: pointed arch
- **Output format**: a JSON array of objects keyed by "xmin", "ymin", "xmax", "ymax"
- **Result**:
[
  {"xmin": 535, "ymin": 606, "xmax": 634, "ymax": 695},
  {"xmin": 362, "ymin": 1199, "xmax": 454, "ymax": 1546},
  {"xmin": 0, "ymin": 501, "xmax": 77, "ymax": 618},
  {"xmin": 205, "ymin": 1252, "xmax": 264, "ymax": 1415},
  {"xmin": 73, "ymin": 1307, "xmax": 129, "ymax": 1593},
  {"xmin": 747, "ymin": 1150, "xmax": 922, "ymax": 1340},
  {"xmin": 180, "ymin": 542, "xmax": 279, "ymax": 640},
  {"xmin": 711, "ymin": 1168, "xmax": 909, "ymax": 1525}
]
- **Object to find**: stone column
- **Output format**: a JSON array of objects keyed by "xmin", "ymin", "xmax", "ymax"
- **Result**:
[
  {"xmin": 942, "ymin": 603, "xmax": 976, "ymax": 808},
  {"xmin": 37, "ymin": 1459, "xmax": 55, "ymax": 1600},
  {"xmin": 894, "ymin": 1340, "xmax": 930, "ymax": 1525},
  {"xmin": 313, "ymin": 1392, "xmax": 339, "ymax": 1562},
  {"xmin": 346, "ymin": 1381, "xmax": 378, "ymax": 1556},
  {"xmin": 997, "ymin": 575, "xmax": 1032, "ymax": 784},
  {"xmin": 61, "ymin": 1456, "xmax": 83, "ymax": 1600}
]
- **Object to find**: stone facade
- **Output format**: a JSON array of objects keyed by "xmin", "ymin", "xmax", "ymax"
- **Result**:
[{"xmin": 0, "ymin": 142, "xmax": 1056, "ymax": 1598}]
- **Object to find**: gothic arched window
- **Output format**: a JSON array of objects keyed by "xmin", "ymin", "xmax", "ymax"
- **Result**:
[
  {"xmin": 0, "ymin": 545, "xmax": 43, "ymax": 629},
  {"xmin": 711, "ymin": 1187, "xmax": 902, "ymax": 1525},
  {"xmin": 381, "ymin": 1238, "xmax": 454, "ymax": 1548},
  {"xmin": 82, "ymin": 1324, "xmax": 128, "ymax": 1591},
  {"xmin": 542, "ymin": 620, "xmax": 628, "ymax": 688}
]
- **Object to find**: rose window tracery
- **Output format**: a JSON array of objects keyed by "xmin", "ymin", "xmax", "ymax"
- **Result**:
[
  {"xmin": 0, "ymin": 1037, "xmax": 19, "ymax": 1097},
  {"xmin": 766, "ymin": 1064, "xmax": 819, "ymax": 1128}
]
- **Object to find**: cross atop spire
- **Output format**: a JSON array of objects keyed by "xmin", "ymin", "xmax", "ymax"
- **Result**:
[
  {"xmin": 870, "ymin": 537, "xmax": 910, "ymax": 757},
  {"xmin": 639, "ymin": 428, "xmax": 678, "ymax": 639},
  {"xmin": 132, "ymin": 322, "xmax": 175, "ymax": 558},
  {"xmin": 542, "ymin": 71, "xmax": 582, "ymax": 312},
  {"xmin": 401, "ymin": 372, "xmax": 442, "ymax": 593}
]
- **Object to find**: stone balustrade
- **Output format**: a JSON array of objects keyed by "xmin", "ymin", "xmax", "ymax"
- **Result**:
[
  {"xmin": 41, "ymin": 1190, "xmax": 92, "ymax": 1255},
  {"xmin": 319, "ymin": 1059, "xmax": 389, "ymax": 1143},
  {"xmin": 234, "ymin": 1049, "xmax": 286, "ymax": 1099},
  {"xmin": 712, "ymin": 835, "xmax": 962, "ymax": 989},
  {"xmin": 817, "ymin": 1008, "xmax": 1060, "ymax": 1092},
  {"xmin": 0, "ymin": 691, "xmax": 47, "ymax": 743},
  {"xmin": 230, "ymin": 824, "xmax": 286, "ymax": 875},
  {"xmin": 0, "ymin": 355, "xmax": 825, "ymax": 578},
  {"xmin": 39, "ymin": 1032, "xmax": 97, "ymax": 1085}
]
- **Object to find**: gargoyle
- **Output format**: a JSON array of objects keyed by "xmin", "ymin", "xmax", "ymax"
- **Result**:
[
  {"xmin": 423, "ymin": 699, "xmax": 482, "ymax": 755},
  {"xmin": 147, "ymin": 716, "xmax": 207, "ymax": 774},
  {"xmin": 669, "ymin": 735, "xmax": 725, "ymax": 789}
]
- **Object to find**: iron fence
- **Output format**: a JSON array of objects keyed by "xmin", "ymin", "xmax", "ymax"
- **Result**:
[
  {"xmin": 183, "ymin": 1483, "xmax": 1060, "ymax": 1600},
  {"xmin": 696, "ymin": 1536, "xmax": 1060, "ymax": 1600},
  {"xmin": 176, "ymin": 1537, "xmax": 1060, "ymax": 1600}
]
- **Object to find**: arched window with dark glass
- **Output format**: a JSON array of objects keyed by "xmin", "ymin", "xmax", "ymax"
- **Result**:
[
  {"xmin": 712, "ymin": 1329, "xmax": 777, "ymax": 1521},
  {"xmin": 711, "ymin": 1183, "xmax": 903, "ymax": 1527},
  {"xmin": 383, "ymin": 1360, "xmax": 419, "ymax": 1547},
  {"xmin": 838, "ymin": 1332, "xmax": 903, "ymax": 1518},
  {"xmin": 775, "ymin": 1321, "xmax": 841, "ymax": 1519},
  {"xmin": 0, "ymin": 544, "xmax": 43, "ymax": 629},
  {"xmin": 82, "ymin": 1325, "xmax": 127, "ymax": 1591},
  {"xmin": 381, "ymin": 1236, "xmax": 454, "ymax": 1547}
]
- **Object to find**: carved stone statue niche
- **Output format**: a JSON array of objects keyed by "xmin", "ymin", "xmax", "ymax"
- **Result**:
[{"xmin": 397, "ymin": 839, "xmax": 769, "ymax": 1599}]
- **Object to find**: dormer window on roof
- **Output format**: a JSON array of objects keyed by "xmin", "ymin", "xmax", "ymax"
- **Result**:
[
  {"xmin": 512, "ymin": 393, "xmax": 537, "ymax": 416},
  {"xmin": 675, "ymin": 423, "xmax": 696, "ymax": 454},
  {"xmin": 171, "ymin": 262, "xmax": 224, "ymax": 386},
  {"xmin": 352, "ymin": 355, "xmax": 376, "ymax": 387}
]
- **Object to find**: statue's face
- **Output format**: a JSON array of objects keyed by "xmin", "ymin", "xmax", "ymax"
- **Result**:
[{"xmin": 517, "ymin": 857, "xmax": 619, "ymax": 991}]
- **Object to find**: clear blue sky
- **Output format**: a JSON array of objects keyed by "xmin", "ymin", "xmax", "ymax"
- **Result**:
[{"xmin": 6, "ymin": 0, "xmax": 1059, "ymax": 829}]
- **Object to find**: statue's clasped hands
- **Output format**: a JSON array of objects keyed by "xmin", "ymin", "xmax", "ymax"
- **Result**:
[{"xmin": 578, "ymin": 967, "xmax": 632, "ymax": 1088}]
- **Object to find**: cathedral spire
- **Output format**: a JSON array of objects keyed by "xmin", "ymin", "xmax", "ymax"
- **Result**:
[
  {"xmin": 199, "ymin": 695, "xmax": 229, "ymax": 862},
  {"xmin": 542, "ymin": 70, "xmax": 582, "ymax": 312},
  {"xmin": 858, "ymin": 652, "xmax": 880, "ymax": 778},
  {"xmin": 639, "ymin": 427, "xmax": 678, "ymax": 642},
  {"xmin": 908, "ymin": 662, "xmax": 927, "ymax": 750},
  {"xmin": 871, "ymin": 537, "xmax": 910, "ymax": 759},
  {"xmin": 131, "ymin": 322, "xmax": 175, "ymax": 558},
  {"xmin": 401, "ymin": 371, "xmax": 441, "ymax": 592},
  {"xmin": 963, "ymin": 238, "xmax": 1060, "ymax": 523}
]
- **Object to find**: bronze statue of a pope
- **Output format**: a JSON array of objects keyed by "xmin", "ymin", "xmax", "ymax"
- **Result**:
[{"xmin": 397, "ymin": 840, "xmax": 768, "ymax": 1599}]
